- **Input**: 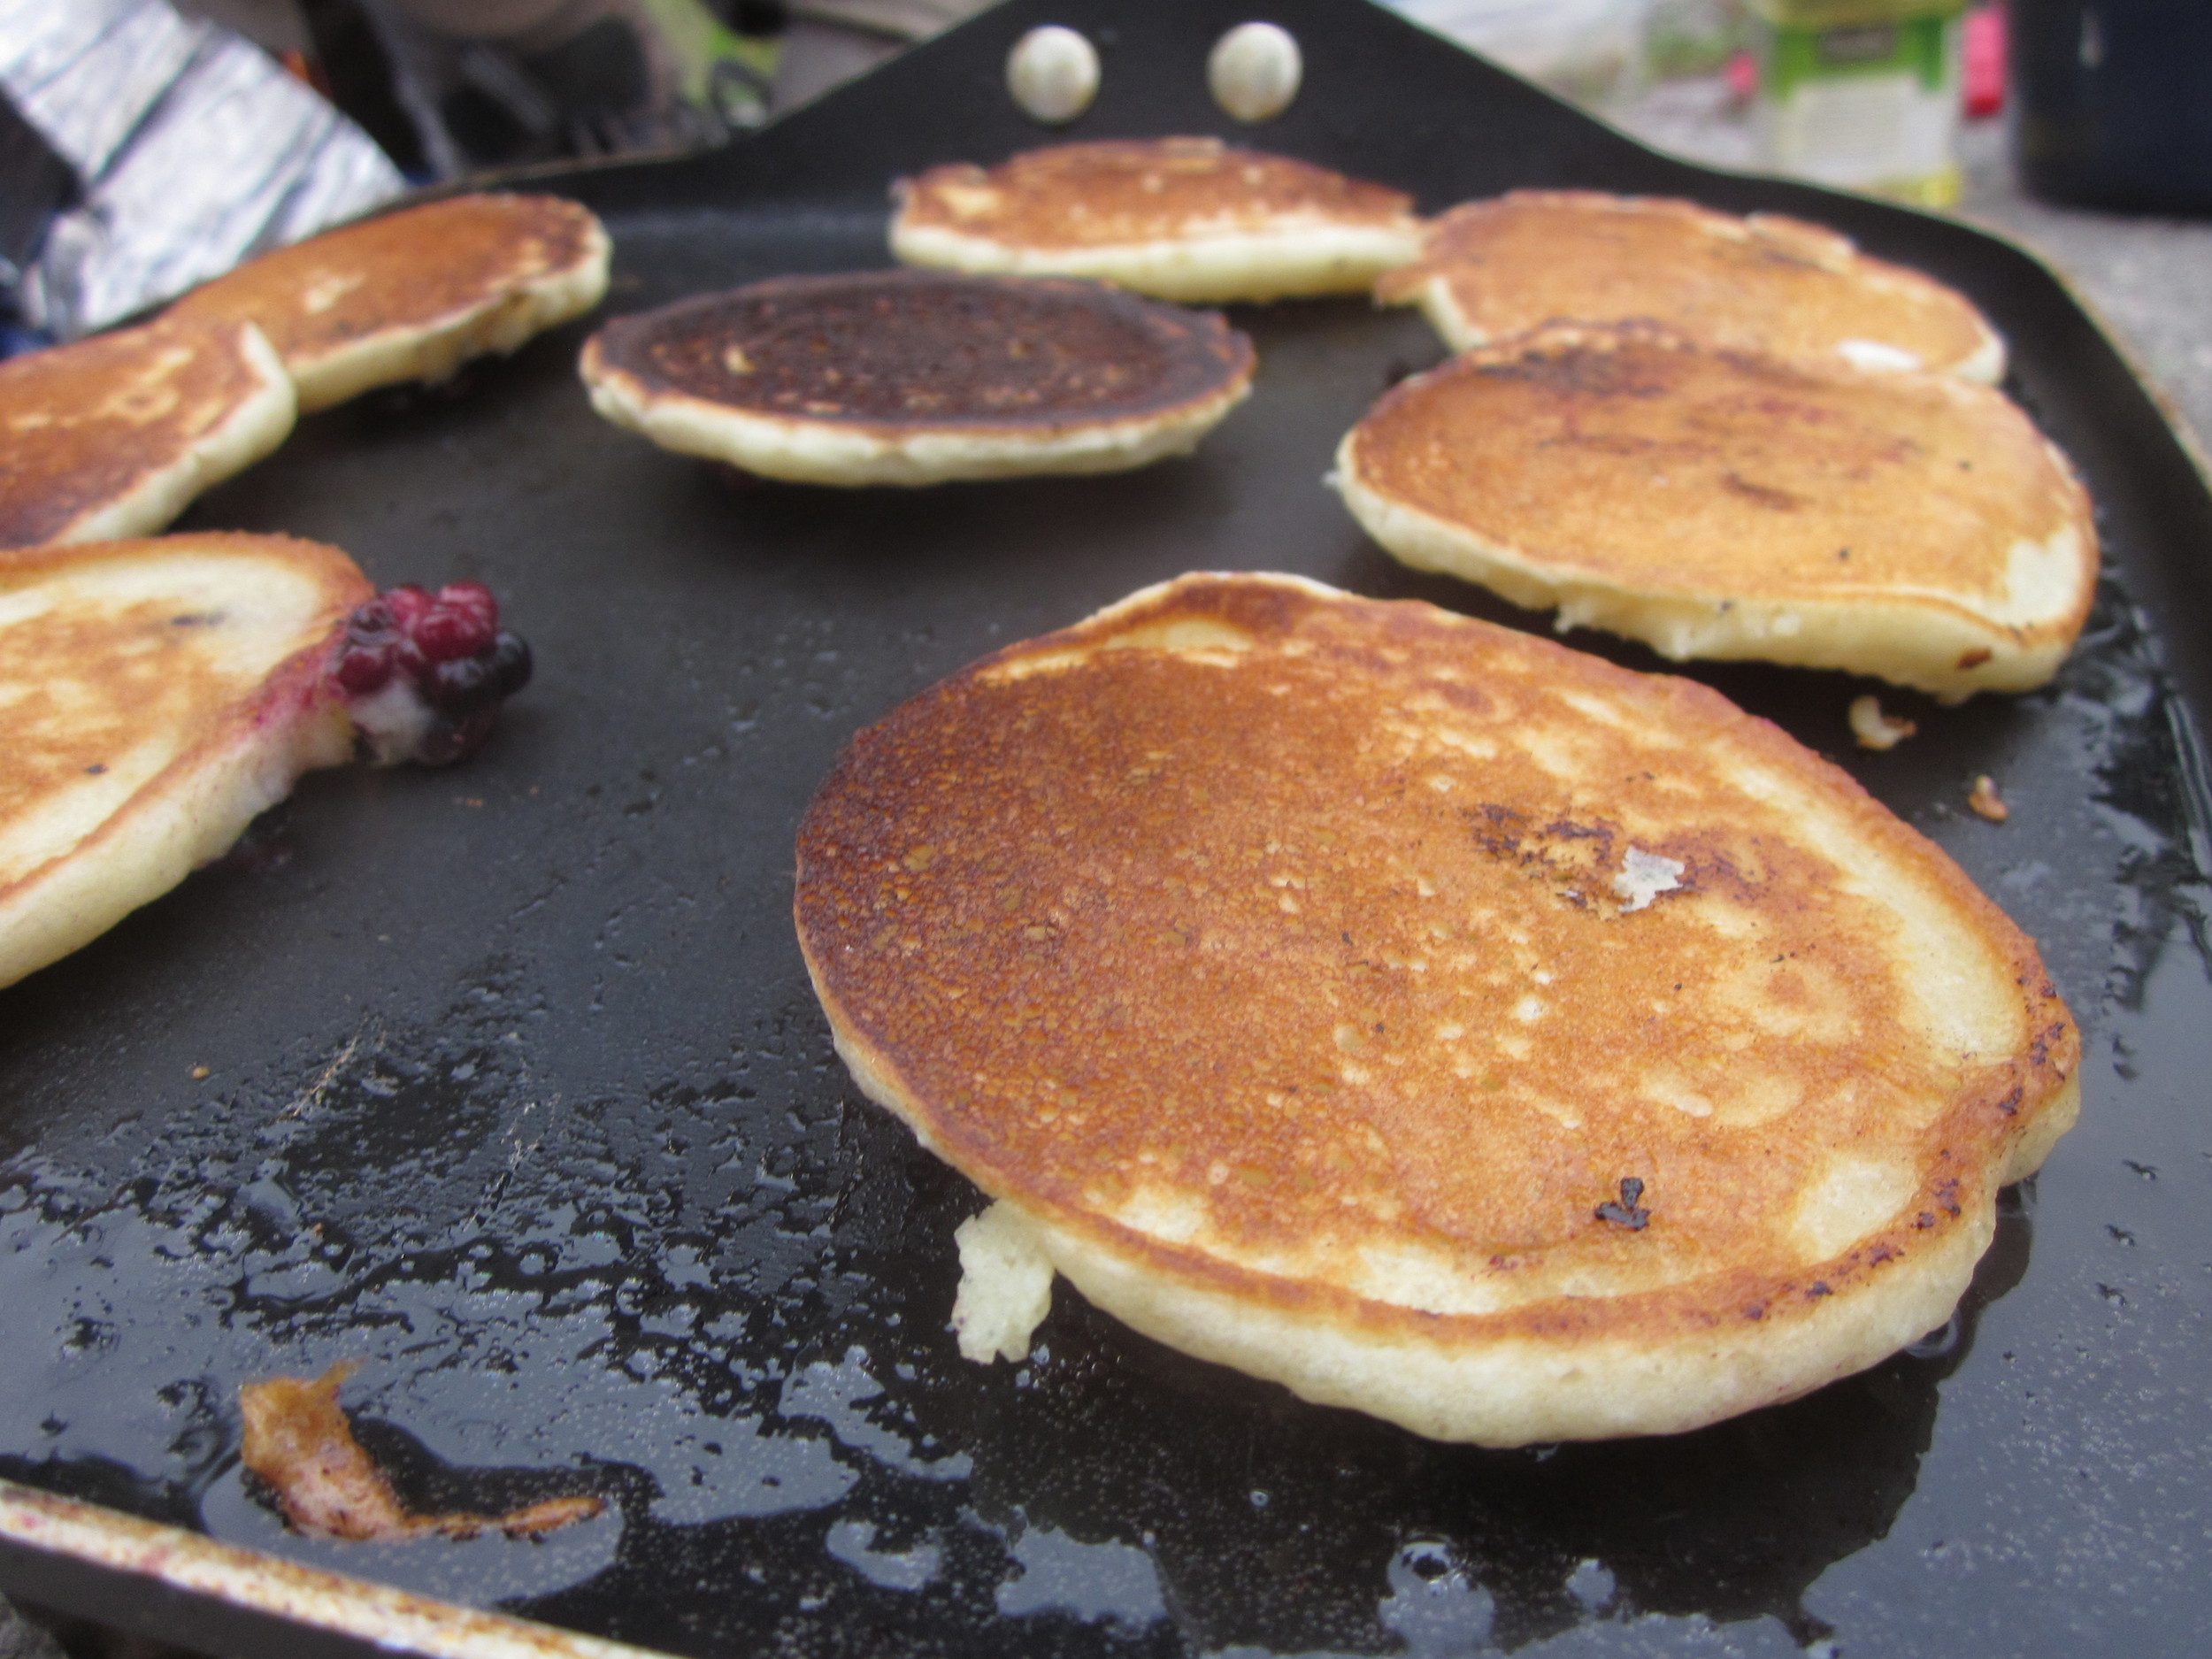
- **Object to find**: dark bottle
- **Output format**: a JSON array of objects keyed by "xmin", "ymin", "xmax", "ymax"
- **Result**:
[{"xmin": 2010, "ymin": 0, "xmax": 2212, "ymax": 213}]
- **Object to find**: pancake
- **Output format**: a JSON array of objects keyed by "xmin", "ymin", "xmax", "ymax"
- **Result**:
[
  {"xmin": 794, "ymin": 572, "xmax": 2079, "ymax": 1446},
  {"xmin": 890, "ymin": 137, "xmax": 1425, "ymax": 303},
  {"xmin": 0, "ymin": 534, "xmax": 534, "ymax": 990},
  {"xmin": 0, "ymin": 318, "xmax": 295, "ymax": 551},
  {"xmin": 165, "ymin": 193, "xmax": 610, "ymax": 412},
  {"xmin": 1335, "ymin": 324, "xmax": 2097, "ymax": 698},
  {"xmin": 1376, "ymin": 191, "xmax": 2006, "ymax": 383},
  {"xmin": 580, "ymin": 271, "xmax": 1256, "ymax": 487}
]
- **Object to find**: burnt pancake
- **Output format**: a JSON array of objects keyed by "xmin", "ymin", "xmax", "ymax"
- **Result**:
[
  {"xmin": 1336, "ymin": 325, "xmax": 2097, "ymax": 698},
  {"xmin": 1376, "ymin": 191, "xmax": 2005, "ymax": 383},
  {"xmin": 0, "ymin": 318, "xmax": 295, "ymax": 551},
  {"xmin": 580, "ymin": 271, "xmax": 1256, "ymax": 486},
  {"xmin": 891, "ymin": 136, "xmax": 1425, "ymax": 303},
  {"xmin": 165, "ymin": 192, "xmax": 610, "ymax": 412},
  {"xmin": 795, "ymin": 573, "xmax": 2078, "ymax": 1445}
]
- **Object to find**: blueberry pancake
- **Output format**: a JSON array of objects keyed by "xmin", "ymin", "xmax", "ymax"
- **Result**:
[{"xmin": 0, "ymin": 534, "xmax": 532, "ymax": 989}]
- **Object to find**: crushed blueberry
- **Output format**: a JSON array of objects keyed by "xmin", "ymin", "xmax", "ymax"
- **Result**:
[{"xmin": 330, "ymin": 580, "xmax": 534, "ymax": 765}]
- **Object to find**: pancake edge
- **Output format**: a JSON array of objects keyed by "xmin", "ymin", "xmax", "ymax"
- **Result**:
[
  {"xmin": 1383, "ymin": 250, "xmax": 2008, "ymax": 387},
  {"xmin": 281, "ymin": 215, "xmax": 611, "ymax": 413},
  {"xmin": 39, "ymin": 323, "xmax": 297, "ymax": 549},
  {"xmin": 1333, "ymin": 412, "xmax": 2096, "ymax": 700},
  {"xmin": 890, "ymin": 218, "xmax": 1425, "ymax": 303},
  {"xmin": 814, "ymin": 972, "xmax": 2077, "ymax": 1446},
  {"xmin": 578, "ymin": 333, "xmax": 1255, "ymax": 487},
  {"xmin": 0, "ymin": 534, "xmax": 370, "ymax": 989}
]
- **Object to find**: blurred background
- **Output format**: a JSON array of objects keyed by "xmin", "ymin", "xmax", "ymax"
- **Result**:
[{"xmin": 2, "ymin": 0, "xmax": 2205, "ymax": 449}]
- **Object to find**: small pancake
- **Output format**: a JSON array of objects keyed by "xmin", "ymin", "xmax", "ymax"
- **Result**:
[
  {"xmin": 1376, "ymin": 191, "xmax": 2005, "ymax": 383},
  {"xmin": 794, "ymin": 572, "xmax": 2078, "ymax": 1446},
  {"xmin": 1336, "ymin": 324, "xmax": 2096, "ymax": 697},
  {"xmin": 0, "ymin": 534, "xmax": 367, "ymax": 988},
  {"xmin": 165, "ymin": 193, "xmax": 610, "ymax": 412},
  {"xmin": 891, "ymin": 136, "xmax": 1425, "ymax": 303},
  {"xmin": 580, "ymin": 271, "xmax": 1256, "ymax": 486},
  {"xmin": 0, "ymin": 318, "xmax": 295, "ymax": 551}
]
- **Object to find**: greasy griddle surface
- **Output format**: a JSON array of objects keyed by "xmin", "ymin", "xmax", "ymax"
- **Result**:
[{"xmin": 2, "ymin": 3, "xmax": 2208, "ymax": 1656}]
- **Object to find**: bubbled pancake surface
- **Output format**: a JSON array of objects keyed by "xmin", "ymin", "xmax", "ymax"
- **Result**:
[
  {"xmin": 580, "ymin": 271, "xmax": 1255, "ymax": 483},
  {"xmin": 0, "ymin": 534, "xmax": 370, "ymax": 988},
  {"xmin": 0, "ymin": 318, "xmax": 294, "ymax": 550},
  {"xmin": 891, "ymin": 137, "xmax": 1425, "ymax": 301},
  {"xmin": 795, "ymin": 573, "xmax": 2078, "ymax": 1443},
  {"xmin": 1376, "ymin": 191, "xmax": 2004, "ymax": 381},
  {"xmin": 1339, "ymin": 325, "xmax": 2096, "ymax": 695},
  {"xmin": 165, "ymin": 193, "xmax": 608, "ymax": 409}
]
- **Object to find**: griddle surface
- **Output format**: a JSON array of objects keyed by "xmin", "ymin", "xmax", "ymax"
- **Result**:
[{"xmin": 4, "ymin": 3, "xmax": 2208, "ymax": 1655}]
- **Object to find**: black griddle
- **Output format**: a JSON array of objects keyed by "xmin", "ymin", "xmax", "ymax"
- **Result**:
[{"xmin": 4, "ymin": 3, "xmax": 2210, "ymax": 1655}]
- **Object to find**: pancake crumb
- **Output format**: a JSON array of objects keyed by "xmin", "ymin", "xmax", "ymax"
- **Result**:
[
  {"xmin": 952, "ymin": 1200, "xmax": 1056, "ymax": 1363},
  {"xmin": 1849, "ymin": 694, "xmax": 1917, "ymax": 749},
  {"xmin": 1969, "ymin": 775, "xmax": 2009, "ymax": 821}
]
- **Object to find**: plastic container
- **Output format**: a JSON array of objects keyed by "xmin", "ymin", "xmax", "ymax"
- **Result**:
[{"xmin": 1749, "ymin": 0, "xmax": 1967, "ymax": 205}]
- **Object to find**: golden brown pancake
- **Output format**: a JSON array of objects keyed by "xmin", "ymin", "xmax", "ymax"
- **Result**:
[
  {"xmin": 0, "ymin": 318, "xmax": 295, "ymax": 551},
  {"xmin": 1377, "ymin": 191, "xmax": 2006, "ymax": 383},
  {"xmin": 891, "ymin": 136, "xmax": 1425, "ymax": 303},
  {"xmin": 0, "ymin": 534, "xmax": 533, "ymax": 989},
  {"xmin": 580, "ymin": 271, "xmax": 1256, "ymax": 486},
  {"xmin": 165, "ymin": 192, "xmax": 610, "ymax": 412},
  {"xmin": 1336, "ymin": 324, "xmax": 2096, "ymax": 697},
  {"xmin": 794, "ymin": 572, "xmax": 2078, "ymax": 1446}
]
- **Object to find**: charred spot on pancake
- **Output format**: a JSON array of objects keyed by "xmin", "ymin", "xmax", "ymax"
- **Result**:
[
  {"xmin": 1595, "ymin": 1178, "xmax": 1652, "ymax": 1230},
  {"xmin": 1723, "ymin": 472, "xmax": 1803, "ymax": 511},
  {"xmin": 1475, "ymin": 334, "xmax": 1672, "ymax": 401}
]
